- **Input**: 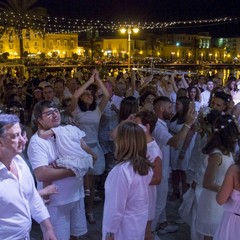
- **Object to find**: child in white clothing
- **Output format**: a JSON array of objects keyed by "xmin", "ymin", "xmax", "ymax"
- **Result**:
[{"xmin": 38, "ymin": 124, "xmax": 97, "ymax": 198}]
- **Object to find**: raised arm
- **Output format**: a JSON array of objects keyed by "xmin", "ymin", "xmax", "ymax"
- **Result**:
[
  {"xmin": 95, "ymin": 71, "xmax": 110, "ymax": 112},
  {"xmin": 170, "ymin": 74, "xmax": 178, "ymax": 93},
  {"xmin": 181, "ymin": 74, "xmax": 189, "ymax": 89},
  {"xmin": 71, "ymin": 73, "xmax": 95, "ymax": 111}
]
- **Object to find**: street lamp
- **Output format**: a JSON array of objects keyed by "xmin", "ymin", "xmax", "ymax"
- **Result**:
[{"xmin": 120, "ymin": 26, "xmax": 139, "ymax": 71}]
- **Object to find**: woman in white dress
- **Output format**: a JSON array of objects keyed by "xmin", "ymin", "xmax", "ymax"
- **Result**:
[
  {"xmin": 102, "ymin": 121, "xmax": 153, "ymax": 240},
  {"xmin": 71, "ymin": 69, "xmax": 110, "ymax": 224},
  {"xmin": 187, "ymin": 85, "xmax": 201, "ymax": 112},
  {"xmin": 196, "ymin": 114, "xmax": 239, "ymax": 240},
  {"xmin": 168, "ymin": 96, "xmax": 191, "ymax": 200}
]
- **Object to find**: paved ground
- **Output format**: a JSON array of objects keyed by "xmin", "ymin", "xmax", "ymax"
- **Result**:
[{"xmin": 30, "ymin": 191, "xmax": 190, "ymax": 240}]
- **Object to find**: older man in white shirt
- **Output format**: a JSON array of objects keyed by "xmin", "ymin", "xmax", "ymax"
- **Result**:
[{"xmin": 0, "ymin": 114, "xmax": 56, "ymax": 240}]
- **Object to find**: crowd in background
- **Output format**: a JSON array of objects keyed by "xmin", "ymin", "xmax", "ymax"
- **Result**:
[{"xmin": 0, "ymin": 65, "xmax": 240, "ymax": 240}]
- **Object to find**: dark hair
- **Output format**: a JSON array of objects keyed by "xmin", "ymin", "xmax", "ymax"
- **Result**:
[
  {"xmin": 176, "ymin": 88, "xmax": 188, "ymax": 98},
  {"xmin": 54, "ymin": 79, "xmax": 65, "ymax": 86},
  {"xmin": 119, "ymin": 96, "xmax": 139, "ymax": 123},
  {"xmin": 208, "ymin": 86, "xmax": 223, "ymax": 107},
  {"xmin": 198, "ymin": 109, "xmax": 222, "ymax": 136},
  {"xmin": 226, "ymin": 76, "xmax": 236, "ymax": 91},
  {"xmin": 139, "ymin": 90, "xmax": 156, "ymax": 107},
  {"xmin": 202, "ymin": 114, "xmax": 240, "ymax": 155},
  {"xmin": 213, "ymin": 91, "xmax": 231, "ymax": 104},
  {"xmin": 6, "ymin": 100, "xmax": 24, "ymax": 124},
  {"xmin": 77, "ymin": 83, "xmax": 98, "ymax": 112},
  {"xmin": 135, "ymin": 110, "xmax": 157, "ymax": 133},
  {"xmin": 171, "ymin": 96, "xmax": 190, "ymax": 124},
  {"xmin": 0, "ymin": 114, "xmax": 19, "ymax": 136},
  {"xmin": 153, "ymin": 96, "xmax": 171, "ymax": 107},
  {"xmin": 34, "ymin": 100, "xmax": 58, "ymax": 120},
  {"xmin": 188, "ymin": 85, "xmax": 200, "ymax": 101}
]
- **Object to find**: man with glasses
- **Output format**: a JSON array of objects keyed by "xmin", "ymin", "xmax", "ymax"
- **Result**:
[
  {"xmin": 28, "ymin": 100, "xmax": 87, "ymax": 240},
  {"xmin": 0, "ymin": 114, "xmax": 56, "ymax": 240}
]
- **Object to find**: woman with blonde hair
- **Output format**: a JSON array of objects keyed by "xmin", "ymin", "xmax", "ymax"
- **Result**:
[{"xmin": 102, "ymin": 121, "xmax": 153, "ymax": 240}]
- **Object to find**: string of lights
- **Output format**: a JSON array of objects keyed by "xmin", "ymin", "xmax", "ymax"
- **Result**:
[{"xmin": 0, "ymin": 11, "xmax": 240, "ymax": 34}]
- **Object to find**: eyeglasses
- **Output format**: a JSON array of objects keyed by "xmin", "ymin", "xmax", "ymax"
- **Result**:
[{"xmin": 42, "ymin": 108, "xmax": 60, "ymax": 117}]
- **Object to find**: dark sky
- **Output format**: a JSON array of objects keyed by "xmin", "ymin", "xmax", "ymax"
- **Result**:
[{"xmin": 38, "ymin": 0, "xmax": 240, "ymax": 37}]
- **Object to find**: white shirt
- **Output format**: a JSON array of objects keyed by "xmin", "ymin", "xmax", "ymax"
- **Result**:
[
  {"xmin": 200, "ymin": 89, "xmax": 211, "ymax": 107},
  {"xmin": 102, "ymin": 162, "xmax": 153, "ymax": 240},
  {"xmin": 111, "ymin": 94, "xmax": 123, "ymax": 110},
  {"xmin": 152, "ymin": 119, "xmax": 172, "ymax": 180},
  {"xmin": 28, "ymin": 132, "xmax": 83, "ymax": 206},
  {"xmin": 0, "ymin": 155, "xmax": 49, "ymax": 240}
]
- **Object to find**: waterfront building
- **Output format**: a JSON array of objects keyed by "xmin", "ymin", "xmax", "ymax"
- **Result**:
[{"xmin": 0, "ymin": 27, "xmax": 80, "ymax": 59}]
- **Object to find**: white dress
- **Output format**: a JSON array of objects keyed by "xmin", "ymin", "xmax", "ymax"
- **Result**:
[
  {"xmin": 52, "ymin": 125, "xmax": 93, "ymax": 179},
  {"xmin": 168, "ymin": 120, "xmax": 193, "ymax": 171},
  {"xmin": 73, "ymin": 106, "xmax": 105, "ymax": 175},
  {"xmin": 147, "ymin": 139, "xmax": 163, "ymax": 221},
  {"xmin": 102, "ymin": 162, "xmax": 153, "ymax": 240},
  {"xmin": 196, "ymin": 149, "xmax": 234, "ymax": 237}
]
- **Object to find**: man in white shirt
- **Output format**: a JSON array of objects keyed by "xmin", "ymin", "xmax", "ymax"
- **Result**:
[
  {"xmin": 200, "ymin": 79, "xmax": 214, "ymax": 107},
  {"xmin": 0, "ymin": 114, "xmax": 56, "ymax": 240},
  {"xmin": 28, "ymin": 100, "xmax": 86, "ymax": 240},
  {"xmin": 152, "ymin": 96, "xmax": 195, "ymax": 234}
]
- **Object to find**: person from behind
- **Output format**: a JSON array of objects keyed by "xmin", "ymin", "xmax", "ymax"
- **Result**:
[{"xmin": 102, "ymin": 121, "xmax": 153, "ymax": 240}]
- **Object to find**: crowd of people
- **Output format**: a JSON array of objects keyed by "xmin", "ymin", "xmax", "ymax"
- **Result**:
[{"xmin": 0, "ymin": 66, "xmax": 240, "ymax": 240}]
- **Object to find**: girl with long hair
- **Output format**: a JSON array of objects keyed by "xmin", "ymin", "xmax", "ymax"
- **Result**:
[
  {"xmin": 196, "ymin": 114, "xmax": 240, "ymax": 240},
  {"xmin": 102, "ymin": 121, "xmax": 153, "ymax": 240}
]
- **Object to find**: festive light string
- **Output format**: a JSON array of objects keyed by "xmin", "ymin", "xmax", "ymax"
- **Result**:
[{"xmin": 0, "ymin": 11, "xmax": 239, "ymax": 33}]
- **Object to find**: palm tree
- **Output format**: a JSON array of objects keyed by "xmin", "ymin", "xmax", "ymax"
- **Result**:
[
  {"xmin": 0, "ymin": 0, "xmax": 48, "ymax": 63},
  {"xmin": 145, "ymin": 34, "xmax": 161, "ymax": 57}
]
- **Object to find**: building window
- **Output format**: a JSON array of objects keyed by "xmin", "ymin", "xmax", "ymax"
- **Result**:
[
  {"xmin": 64, "ymin": 40, "xmax": 67, "ymax": 46},
  {"xmin": 49, "ymin": 40, "xmax": 53, "ymax": 47},
  {"xmin": 35, "ymin": 42, "xmax": 38, "ymax": 47},
  {"xmin": 70, "ymin": 40, "xmax": 74, "ymax": 48},
  {"xmin": 9, "ymin": 43, "xmax": 13, "ymax": 49},
  {"xmin": 57, "ymin": 40, "xmax": 60, "ymax": 46}
]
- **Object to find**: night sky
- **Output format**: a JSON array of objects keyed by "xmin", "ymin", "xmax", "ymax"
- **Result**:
[{"xmin": 38, "ymin": 0, "xmax": 240, "ymax": 37}]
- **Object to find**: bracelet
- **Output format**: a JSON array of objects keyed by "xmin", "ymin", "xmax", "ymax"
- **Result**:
[
  {"xmin": 184, "ymin": 123, "xmax": 191, "ymax": 129},
  {"xmin": 106, "ymin": 232, "xmax": 114, "ymax": 238}
]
